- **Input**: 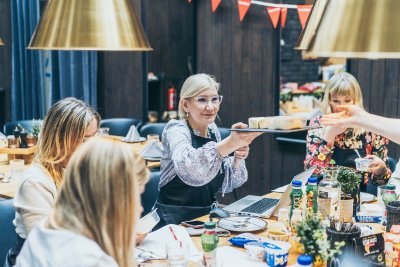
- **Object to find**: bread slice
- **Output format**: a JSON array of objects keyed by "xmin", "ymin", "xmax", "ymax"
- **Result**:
[{"xmin": 248, "ymin": 117, "xmax": 269, "ymax": 128}]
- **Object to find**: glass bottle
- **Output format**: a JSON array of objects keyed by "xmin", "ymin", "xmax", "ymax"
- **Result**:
[
  {"xmin": 201, "ymin": 222, "xmax": 219, "ymax": 267},
  {"xmin": 306, "ymin": 176, "xmax": 318, "ymax": 214},
  {"xmin": 290, "ymin": 180, "xmax": 303, "ymax": 219},
  {"xmin": 317, "ymin": 167, "xmax": 341, "ymax": 220}
]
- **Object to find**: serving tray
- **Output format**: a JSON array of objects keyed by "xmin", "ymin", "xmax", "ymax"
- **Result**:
[{"xmin": 229, "ymin": 125, "xmax": 321, "ymax": 133}]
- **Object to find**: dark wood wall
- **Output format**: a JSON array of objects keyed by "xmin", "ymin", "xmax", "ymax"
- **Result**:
[
  {"xmin": 349, "ymin": 59, "xmax": 400, "ymax": 160},
  {"xmin": 97, "ymin": 0, "xmax": 146, "ymax": 120}
]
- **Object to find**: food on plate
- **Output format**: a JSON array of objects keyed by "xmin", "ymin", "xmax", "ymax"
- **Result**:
[
  {"xmin": 248, "ymin": 116, "xmax": 305, "ymax": 130},
  {"xmin": 248, "ymin": 117, "xmax": 269, "ymax": 129}
]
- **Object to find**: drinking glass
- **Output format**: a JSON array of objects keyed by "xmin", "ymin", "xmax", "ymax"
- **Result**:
[
  {"xmin": 99, "ymin": 127, "xmax": 110, "ymax": 136},
  {"xmin": 9, "ymin": 159, "xmax": 24, "ymax": 180},
  {"xmin": 166, "ymin": 241, "xmax": 189, "ymax": 267},
  {"xmin": 147, "ymin": 134, "xmax": 160, "ymax": 142}
]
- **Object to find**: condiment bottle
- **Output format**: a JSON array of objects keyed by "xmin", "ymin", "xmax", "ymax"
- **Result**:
[
  {"xmin": 20, "ymin": 130, "xmax": 28, "ymax": 148},
  {"xmin": 296, "ymin": 254, "xmax": 313, "ymax": 267},
  {"xmin": 306, "ymin": 177, "xmax": 318, "ymax": 214},
  {"xmin": 13, "ymin": 127, "xmax": 21, "ymax": 148},
  {"xmin": 290, "ymin": 180, "xmax": 303, "ymax": 219}
]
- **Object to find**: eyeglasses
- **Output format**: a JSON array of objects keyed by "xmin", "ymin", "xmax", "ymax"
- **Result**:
[{"xmin": 192, "ymin": 95, "xmax": 223, "ymax": 107}]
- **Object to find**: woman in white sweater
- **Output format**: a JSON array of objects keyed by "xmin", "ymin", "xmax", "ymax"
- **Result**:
[
  {"xmin": 5, "ymin": 98, "xmax": 100, "ymax": 266},
  {"xmin": 15, "ymin": 138, "xmax": 148, "ymax": 267}
]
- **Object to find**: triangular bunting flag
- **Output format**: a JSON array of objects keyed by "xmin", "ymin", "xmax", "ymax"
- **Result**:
[
  {"xmin": 297, "ymin": 5, "xmax": 313, "ymax": 29},
  {"xmin": 280, "ymin": 8, "xmax": 288, "ymax": 28},
  {"xmin": 238, "ymin": 0, "xmax": 251, "ymax": 21},
  {"xmin": 212, "ymin": 0, "xmax": 222, "ymax": 12},
  {"xmin": 267, "ymin": 7, "xmax": 281, "ymax": 29}
]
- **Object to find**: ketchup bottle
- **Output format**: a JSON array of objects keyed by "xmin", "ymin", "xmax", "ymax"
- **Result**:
[{"xmin": 167, "ymin": 86, "xmax": 177, "ymax": 111}]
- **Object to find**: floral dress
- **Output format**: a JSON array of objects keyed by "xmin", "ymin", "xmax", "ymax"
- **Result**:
[{"xmin": 304, "ymin": 116, "xmax": 391, "ymax": 190}]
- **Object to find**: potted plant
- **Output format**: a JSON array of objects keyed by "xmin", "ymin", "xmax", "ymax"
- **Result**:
[
  {"xmin": 295, "ymin": 215, "xmax": 344, "ymax": 266},
  {"xmin": 337, "ymin": 166, "xmax": 362, "ymax": 222}
]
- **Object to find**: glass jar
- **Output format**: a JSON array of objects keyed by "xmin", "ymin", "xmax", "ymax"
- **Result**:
[{"xmin": 317, "ymin": 167, "xmax": 341, "ymax": 220}]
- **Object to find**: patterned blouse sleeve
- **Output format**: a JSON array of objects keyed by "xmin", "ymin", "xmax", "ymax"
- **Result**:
[
  {"xmin": 211, "ymin": 124, "xmax": 248, "ymax": 195},
  {"xmin": 165, "ymin": 122, "xmax": 224, "ymax": 187},
  {"xmin": 304, "ymin": 117, "xmax": 335, "ymax": 176},
  {"xmin": 365, "ymin": 132, "xmax": 392, "ymax": 185}
]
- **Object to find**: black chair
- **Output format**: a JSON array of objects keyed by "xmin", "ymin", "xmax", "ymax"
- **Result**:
[
  {"xmin": 388, "ymin": 156, "xmax": 397, "ymax": 173},
  {"xmin": 140, "ymin": 171, "xmax": 161, "ymax": 216},
  {"xmin": 139, "ymin": 123, "xmax": 167, "ymax": 140},
  {"xmin": 0, "ymin": 199, "xmax": 16, "ymax": 264},
  {"xmin": 218, "ymin": 127, "xmax": 231, "ymax": 140},
  {"xmin": 3, "ymin": 120, "xmax": 36, "ymax": 136},
  {"xmin": 100, "ymin": 118, "xmax": 142, "ymax": 137}
]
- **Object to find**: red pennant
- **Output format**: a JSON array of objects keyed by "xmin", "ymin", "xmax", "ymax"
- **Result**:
[
  {"xmin": 212, "ymin": 0, "xmax": 222, "ymax": 12},
  {"xmin": 238, "ymin": 0, "xmax": 251, "ymax": 21},
  {"xmin": 297, "ymin": 5, "xmax": 313, "ymax": 29},
  {"xmin": 267, "ymin": 7, "xmax": 281, "ymax": 29},
  {"xmin": 280, "ymin": 8, "xmax": 288, "ymax": 28}
]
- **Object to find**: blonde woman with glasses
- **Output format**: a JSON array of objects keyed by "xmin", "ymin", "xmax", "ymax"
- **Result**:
[
  {"xmin": 15, "ymin": 138, "xmax": 148, "ymax": 267},
  {"xmin": 5, "ymin": 97, "xmax": 99, "ymax": 266},
  {"xmin": 155, "ymin": 73, "xmax": 261, "ymax": 228}
]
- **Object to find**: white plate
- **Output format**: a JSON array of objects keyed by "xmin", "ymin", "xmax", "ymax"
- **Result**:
[
  {"xmin": 229, "ymin": 125, "xmax": 321, "ymax": 133},
  {"xmin": 218, "ymin": 216, "xmax": 267, "ymax": 232},
  {"xmin": 361, "ymin": 192, "xmax": 375, "ymax": 203}
]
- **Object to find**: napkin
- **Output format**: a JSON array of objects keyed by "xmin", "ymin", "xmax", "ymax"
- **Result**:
[
  {"xmin": 123, "ymin": 125, "xmax": 142, "ymax": 142},
  {"xmin": 140, "ymin": 141, "xmax": 163, "ymax": 159}
]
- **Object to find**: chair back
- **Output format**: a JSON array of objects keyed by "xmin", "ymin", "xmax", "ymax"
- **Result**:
[
  {"xmin": 3, "ymin": 120, "xmax": 36, "ymax": 136},
  {"xmin": 139, "ymin": 123, "xmax": 167, "ymax": 140},
  {"xmin": 0, "ymin": 199, "xmax": 16, "ymax": 264},
  {"xmin": 388, "ymin": 156, "xmax": 397, "ymax": 173},
  {"xmin": 100, "ymin": 118, "xmax": 142, "ymax": 137},
  {"xmin": 140, "ymin": 171, "xmax": 160, "ymax": 216},
  {"xmin": 218, "ymin": 127, "xmax": 231, "ymax": 140}
]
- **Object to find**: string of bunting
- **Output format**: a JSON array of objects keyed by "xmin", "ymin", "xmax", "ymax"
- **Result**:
[{"xmin": 187, "ymin": 0, "xmax": 313, "ymax": 29}]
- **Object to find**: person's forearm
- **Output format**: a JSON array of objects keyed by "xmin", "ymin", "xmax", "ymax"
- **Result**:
[
  {"xmin": 357, "ymin": 113, "xmax": 400, "ymax": 144},
  {"xmin": 216, "ymin": 136, "xmax": 240, "ymax": 157}
]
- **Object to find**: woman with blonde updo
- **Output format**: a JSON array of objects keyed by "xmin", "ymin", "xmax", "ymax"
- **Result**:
[
  {"xmin": 304, "ymin": 72, "xmax": 391, "ymax": 193},
  {"xmin": 15, "ymin": 138, "xmax": 148, "ymax": 267},
  {"xmin": 155, "ymin": 73, "xmax": 261, "ymax": 228},
  {"xmin": 5, "ymin": 97, "xmax": 99, "ymax": 266}
]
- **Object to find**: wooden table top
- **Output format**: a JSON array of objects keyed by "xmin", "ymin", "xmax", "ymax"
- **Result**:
[{"xmin": 0, "ymin": 139, "xmax": 160, "ymax": 199}]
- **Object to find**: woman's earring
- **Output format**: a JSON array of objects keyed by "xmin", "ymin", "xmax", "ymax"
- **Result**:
[{"xmin": 186, "ymin": 111, "xmax": 190, "ymax": 117}]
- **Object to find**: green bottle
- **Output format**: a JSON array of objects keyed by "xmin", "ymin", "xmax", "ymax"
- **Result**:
[
  {"xmin": 290, "ymin": 180, "xmax": 303, "ymax": 218},
  {"xmin": 306, "ymin": 177, "xmax": 318, "ymax": 214},
  {"xmin": 201, "ymin": 222, "xmax": 219, "ymax": 267}
]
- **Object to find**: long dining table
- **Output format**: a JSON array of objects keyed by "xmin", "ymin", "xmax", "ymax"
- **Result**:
[{"xmin": 0, "ymin": 138, "xmax": 160, "ymax": 199}]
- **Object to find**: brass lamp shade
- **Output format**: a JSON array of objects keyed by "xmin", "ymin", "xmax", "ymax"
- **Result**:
[
  {"xmin": 303, "ymin": 0, "xmax": 400, "ymax": 59},
  {"xmin": 28, "ymin": 0, "xmax": 152, "ymax": 51},
  {"xmin": 295, "ymin": 0, "xmax": 328, "ymax": 51},
  {"xmin": 0, "ymin": 38, "xmax": 4, "ymax": 46}
]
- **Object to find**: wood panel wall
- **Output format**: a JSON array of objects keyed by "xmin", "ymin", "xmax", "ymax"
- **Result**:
[
  {"xmin": 349, "ymin": 60, "xmax": 400, "ymax": 160},
  {"xmin": 96, "ymin": 0, "xmax": 146, "ymax": 120}
]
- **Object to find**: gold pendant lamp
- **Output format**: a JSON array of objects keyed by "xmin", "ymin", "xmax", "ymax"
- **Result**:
[
  {"xmin": 28, "ymin": 0, "xmax": 152, "ymax": 51},
  {"xmin": 296, "ymin": 0, "xmax": 400, "ymax": 59},
  {"xmin": 0, "ymin": 38, "xmax": 4, "ymax": 46}
]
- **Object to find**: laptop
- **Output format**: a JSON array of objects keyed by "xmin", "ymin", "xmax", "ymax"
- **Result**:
[{"xmin": 223, "ymin": 166, "xmax": 317, "ymax": 218}]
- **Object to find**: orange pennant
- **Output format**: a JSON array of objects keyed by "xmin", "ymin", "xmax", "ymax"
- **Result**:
[
  {"xmin": 212, "ymin": 0, "xmax": 222, "ymax": 12},
  {"xmin": 267, "ymin": 7, "xmax": 281, "ymax": 29},
  {"xmin": 297, "ymin": 5, "xmax": 313, "ymax": 29},
  {"xmin": 238, "ymin": 0, "xmax": 251, "ymax": 21},
  {"xmin": 280, "ymin": 8, "xmax": 288, "ymax": 28}
]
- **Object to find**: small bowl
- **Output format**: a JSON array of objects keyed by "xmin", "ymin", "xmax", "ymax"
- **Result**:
[
  {"xmin": 266, "ymin": 229, "xmax": 289, "ymax": 242},
  {"xmin": 244, "ymin": 241, "xmax": 265, "ymax": 262},
  {"xmin": 354, "ymin": 158, "xmax": 373, "ymax": 172},
  {"xmin": 264, "ymin": 241, "xmax": 291, "ymax": 267}
]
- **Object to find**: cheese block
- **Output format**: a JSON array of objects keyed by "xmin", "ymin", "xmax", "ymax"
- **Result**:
[
  {"xmin": 268, "ymin": 116, "xmax": 305, "ymax": 130},
  {"xmin": 248, "ymin": 117, "xmax": 268, "ymax": 129}
]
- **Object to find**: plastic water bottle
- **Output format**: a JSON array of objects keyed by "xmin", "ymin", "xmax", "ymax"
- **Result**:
[
  {"xmin": 318, "ymin": 168, "xmax": 341, "ymax": 220},
  {"xmin": 201, "ymin": 222, "xmax": 219, "ymax": 267}
]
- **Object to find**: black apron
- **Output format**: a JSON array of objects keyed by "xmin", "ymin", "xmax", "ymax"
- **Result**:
[
  {"xmin": 4, "ymin": 235, "xmax": 25, "ymax": 267},
  {"xmin": 154, "ymin": 128, "xmax": 225, "ymax": 229}
]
